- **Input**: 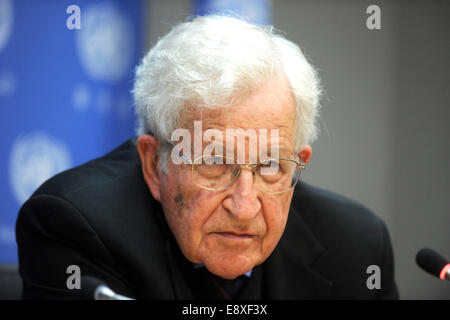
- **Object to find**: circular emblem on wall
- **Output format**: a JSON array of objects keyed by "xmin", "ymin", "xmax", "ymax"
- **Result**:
[
  {"xmin": 0, "ymin": 0, "xmax": 13, "ymax": 53},
  {"xmin": 198, "ymin": 0, "xmax": 271, "ymax": 25},
  {"xmin": 75, "ymin": 2, "xmax": 135, "ymax": 82},
  {"xmin": 9, "ymin": 132, "xmax": 73, "ymax": 205}
]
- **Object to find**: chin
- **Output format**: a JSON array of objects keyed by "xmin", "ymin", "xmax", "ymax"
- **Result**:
[
  {"xmin": 203, "ymin": 257, "xmax": 256, "ymax": 280},
  {"xmin": 208, "ymin": 267, "xmax": 249, "ymax": 280}
]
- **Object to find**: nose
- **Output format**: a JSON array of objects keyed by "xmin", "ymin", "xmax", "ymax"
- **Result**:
[{"xmin": 222, "ymin": 167, "xmax": 261, "ymax": 220}]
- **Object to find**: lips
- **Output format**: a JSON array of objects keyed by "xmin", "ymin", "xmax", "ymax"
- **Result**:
[{"xmin": 215, "ymin": 232, "xmax": 254, "ymax": 240}]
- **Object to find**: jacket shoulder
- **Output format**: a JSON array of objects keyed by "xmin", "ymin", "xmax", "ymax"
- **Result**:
[
  {"xmin": 16, "ymin": 138, "xmax": 174, "ymax": 298},
  {"xmin": 291, "ymin": 183, "xmax": 397, "ymax": 299},
  {"xmin": 293, "ymin": 182, "xmax": 385, "ymax": 243},
  {"xmin": 32, "ymin": 138, "xmax": 140, "ymax": 199}
]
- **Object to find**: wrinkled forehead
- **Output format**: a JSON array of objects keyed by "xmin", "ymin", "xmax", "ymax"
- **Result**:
[
  {"xmin": 177, "ymin": 110, "xmax": 297, "ymax": 163},
  {"xmin": 179, "ymin": 77, "xmax": 297, "ymax": 157}
]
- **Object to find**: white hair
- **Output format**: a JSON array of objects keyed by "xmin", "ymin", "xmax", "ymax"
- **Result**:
[{"xmin": 133, "ymin": 15, "xmax": 322, "ymax": 156}]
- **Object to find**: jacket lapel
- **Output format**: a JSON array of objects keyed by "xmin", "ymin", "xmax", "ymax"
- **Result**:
[{"xmin": 263, "ymin": 191, "xmax": 333, "ymax": 299}]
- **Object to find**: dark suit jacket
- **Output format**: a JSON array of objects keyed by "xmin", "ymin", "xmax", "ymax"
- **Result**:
[{"xmin": 16, "ymin": 138, "xmax": 399, "ymax": 299}]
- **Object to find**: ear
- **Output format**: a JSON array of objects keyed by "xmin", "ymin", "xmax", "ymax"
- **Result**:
[
  {"xmin": 298, "ymin": 145, "xmax": 312, "ymax": 165},
  {"xmin": 137, "ymin": 134, "xmax": 162, "ymax": 202}
]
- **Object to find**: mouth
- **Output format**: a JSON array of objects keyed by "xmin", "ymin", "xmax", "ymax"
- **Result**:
[{"xmin": 214, "ymin": 232, "xmax": 254, "ymax": 241}]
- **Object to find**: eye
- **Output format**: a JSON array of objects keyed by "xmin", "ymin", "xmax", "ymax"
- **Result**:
[
  {"xmin": 260, "ymin": 159, "xmax": 279, "ymax": 168},
  {"xmin": 196, "ymin": 163, "xmax": 228, "ymax": 178},
  {"xmin": 203, "ymin": 155, "xmax": 224, "ymax": 165}
]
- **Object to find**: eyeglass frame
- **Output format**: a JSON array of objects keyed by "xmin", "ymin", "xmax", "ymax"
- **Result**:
[{"xmin": 170, "ymin": 145, "xmax": 307, "ymax": 195}]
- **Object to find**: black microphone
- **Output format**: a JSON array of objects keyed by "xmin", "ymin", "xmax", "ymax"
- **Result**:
[
  {"xmin": 416, "ymin": 248, "xmax": 450, "ymax": 281},
  {"xmin": 80, "ymin": 276, "xmax": 135, "ymax": 300}
]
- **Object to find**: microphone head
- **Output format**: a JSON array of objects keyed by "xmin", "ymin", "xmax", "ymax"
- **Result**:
[
  {"xmin": 416, "ymin": 248, "xmax": 449, "ymax": 279},
  {"xmin": 79, "ymin": 276, "xmax": 105, "ymax": 300}
]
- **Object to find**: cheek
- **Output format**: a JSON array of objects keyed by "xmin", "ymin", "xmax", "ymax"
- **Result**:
[
  {"xmin": 260, "ymin": 194, "xmax": 292, "ymax": 255},
  {"xmin": 159, "ymin": 168, "xmax": 196, "ymax": 251},
  {"xmin": 177, "ymin": 192, "xmax": 226, "ymax": 262},
  {"xmin": 182, "ymin": 191, "xmax": 224, "ymax": 238},
  {"xmin": 160, "ymin": 169, "xmax": 225, "ymax": 261}
]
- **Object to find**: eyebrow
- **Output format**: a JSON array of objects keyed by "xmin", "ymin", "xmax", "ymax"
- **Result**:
[{"xmin": 202, "ymin": 142, "xmax": 294, "ymax": 160}]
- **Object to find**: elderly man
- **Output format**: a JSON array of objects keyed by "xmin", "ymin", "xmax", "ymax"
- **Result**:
[{"xmin": 16, "ymin": 15, "xmax": 398, "ymax": 299}]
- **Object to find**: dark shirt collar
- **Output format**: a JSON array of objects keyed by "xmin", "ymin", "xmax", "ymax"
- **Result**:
[{"xmin": 192, "ymin": 263, "xmax": 253, "ymax": 278}]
